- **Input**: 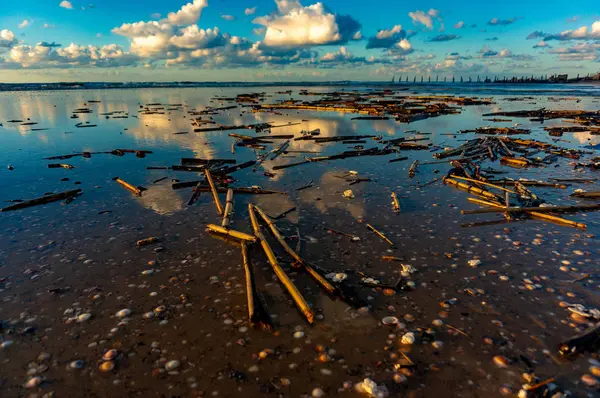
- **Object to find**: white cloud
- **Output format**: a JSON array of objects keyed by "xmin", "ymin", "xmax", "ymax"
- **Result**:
[
  {"xmin": 59, "ymin": 1, "xmax": 73, "ymax": 9},
  {"xmin": 548, "ymin": 42, "xmax": 600, "ymax": 61},
  {"xmin": 18, "ymin": 20, "xmax": 30, "ymax": 29},
  {"xmin": 0, "ymin": 29, "xmax": 17, "ymax": 48},
  {"xmin": 528, "ymin": 21, "xmax": 600, "ymax": 41},
  {"xmin": 221, "ymin": 15, "xmax": 236, "ymax": 21},
  {"xmin": 165, "ymin": 0, "xmax": 207, "ymax": 26},
  {"xmin": 244, "ymin": 7, "xmax": 257, "ymax": 16},
  {"xmin": 454, "ymin": 21, "xmax": 464, "ymax": 29},
  {"xmin": 352, "ymin": 31, "xmax": 362, "ymax": 40},
  {"xmin": 366, "ymin": 25, "xmax": 406, "ymax": 49},
  {"xmin": 6, "ymin": 42, "xmax": 137, "ymax": 68},
  {"xmin": 253, "ymin": 1, "xmax": 361, "ymax": 48},
  {"xmin": 43, "ymin": 23, "xmax": 56, "ymax": 29},
  {"xmin": 397, "ymin": 39, "xmax": 412, "ymax": 51},
  {"xmin": 409, "ymin": 9, "xmax": 441, "ymax": 30}
]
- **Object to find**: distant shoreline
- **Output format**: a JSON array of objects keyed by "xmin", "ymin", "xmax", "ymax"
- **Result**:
[{"xmin": 0, "ymin": 80, "xmax": 598, "ymax": 93}]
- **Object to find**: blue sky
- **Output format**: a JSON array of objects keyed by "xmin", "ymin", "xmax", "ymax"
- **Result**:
[{"xmin": 0, "ymin": 0, "xmax": 599, "ymax": 82}]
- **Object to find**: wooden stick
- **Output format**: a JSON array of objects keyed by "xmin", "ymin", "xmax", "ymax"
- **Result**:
[
  {"xmin": 446, "ymin": 324, "xmax": 470, "ymax": 338},
  {"xmin": 366, "ymin": 224, "xmax": 394, "ymax": 246},
  {"xmin": 1, "ymin": 189, "xmax": 82, "ymax": 212},
  {"xmin": 241, "ymin": 241, "xmax": 274, "ymax": 331},
  {"xmin": 248, "ymin": 204, "xmax": 314, "ymax": 324},
  {"xmin": 205, "ymin": 169, "xmax": 224, "ymax": 215},
  {"xmin": 253, "ymin": 205, "xmax": 336, "ymax": 296},
  {"xmin": 116, "ymin": 178, "xmax": 142, "ymax": 196},
  {"xmin": 462, "ymin": 203, "xmax": 600, "ymax": 215},
  {"xmin": 391, "ymin": 192, "xmax": 400, "ymax": 213},
  {"xmin": 466, "ymin": 197, "xmax": 587, "ymax": 229},
  {"xmin": 444, "ymin": 178, "xmax": 500, "ymax": 201},
  {"xmin": 449, "ymin": 175, "xmax": 516, "ymax": 194},
  {"xmin": 525, "ymin": 378, "xmax": 555, "ymax": 391},
  {"xmin": 221, "ymin": 189, "xmax": 234, "ymax": 227},
  {"xmin": 206, "ymin": 224, "xmax": 256, "ymax": 242}
]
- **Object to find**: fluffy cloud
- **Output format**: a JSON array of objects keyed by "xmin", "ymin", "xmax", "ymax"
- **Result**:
[
  {"xmin": 479, "ymin": 47, "xmax": 534, "ymax": 61},
  {"xmin": 434, "ymin": 58, "xmax": 486, "ymax": 74},
  {"xmin": 0, "ymin": 29, "xmax": 17, "ymax": 49},
  {"xmin": 59, "ymin": 1, "xmax": 73, "ymax": 9},
  {"xmin": 221, "ymin": 15, "xmax": 236, "ymax": 21},
  {"xmin": 253, "ymin": 1, "xmax": 361, "ymax": 48},
  {"xmin": 409, "ymin": 9, "xmax": 441, "ymax": 30},
  {"xmin": 6, "ymin": 42, "xmax": 137, "ymax": 68},
  {"xmin": 527, "ymin": 21, "xmax": 600, "ymax": 41},
  {"xmin": 366, "ymin": 25, "xmax": 406, "ymax": 49},
  {"xmin": 165, "ymin": 0, "xmax": 207, "ymax": 26},
  {"xmin": 428, "ymin": 34, "xmax": 460, "ymax": 42},
  {"xmin": 488, "ymin": 17, "xmax": 520, "ymax": 26},
  {"xmin": 454, "ymin": 21, "xmax": 464, "ymax": 29},
  {"xmin": 548, "ymin": 42, "xmax": 600, "ymax": 61},
  {"xmin": 245, "ymin": 7, "xmax": 257, "ymax": 16},
  {"xmin": 532, "ymin": 40, "xmax": 550, "ymax": 49},
  {"xmin": 18, "ymin": 20, "xmax": 31, "ymax": 29}
]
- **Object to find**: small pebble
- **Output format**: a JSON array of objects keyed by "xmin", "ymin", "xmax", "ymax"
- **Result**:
[
  {"xmin": 581, "ymin": 374, "xmax": 598, "ymax": 387},
  {"xmin": 165, "ymin": 360, "xmax": 180, "ymax": 371},
  {"xmin": 24, "ymin": 376, "xmax": 42, "ymax": 389},
  {"xmin": 493, "ymin": 355, "xmax": 511, "ymax": 368},
  {"xmin": 77, "ymin": 313, "xmax": 92, "ymax": 322},
  {"xmin": 293, "ymin": 331, "xmax": 305, "ymax": 339},
  {"xmin": 69, "ymin": 360, "xmax": 85, "ymax": 370},
  {"xmin": 312, "ymin": 387, "xmax": 325, "ymax": 397},
  {"xmin": 116, "ymin": 309, "xmax": 131, "ymax": 318}
]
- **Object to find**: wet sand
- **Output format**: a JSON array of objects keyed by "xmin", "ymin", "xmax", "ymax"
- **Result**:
[{"xmin": 0, "ymin": 86, "xmax": 599, "ymax": 397}]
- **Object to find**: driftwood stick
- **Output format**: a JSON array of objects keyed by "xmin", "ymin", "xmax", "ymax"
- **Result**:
[
  {"xmin": 221, "ymin": 189, "xmax": 234, "ymax": 227},
  {"xmin": 253, "ymin": 205, "xmax": 336, "ymax": 296},
  {"xmin": 248, "ymin": 204, "xmax": 314, "ymax": 324},
  {"xmin": 366, "ymin": 223, "xmax": 395, "ymax": 246},
  {"xmin": 116, "ymin": 178, "xmax": 142, "ymax": 196},
  {"xmin": 462, "ymin": 203, "xmax": 600, "ymax": 215},
  {"xmin": 241, "ymin": 241, "xmax": 273, "ymax": 331},
  {"xmin": 1, "ymin": 189, "xmax": 82, "ymax": 212},
  {"xmin": 391, "ymin": 192, "xmax": 400, "ymax": 213},
  {"xmin": 205, "ymin": 169, "xmax": 224, "ymax": 215},
  {"xmin": 206, "ymin": 224, "xmax": 256, "ymax": 242}
]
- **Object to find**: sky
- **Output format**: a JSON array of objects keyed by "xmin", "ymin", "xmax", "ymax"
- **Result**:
[{"xmin": 0, "ymin": 0, "xmax": 599, "ymax": 82}]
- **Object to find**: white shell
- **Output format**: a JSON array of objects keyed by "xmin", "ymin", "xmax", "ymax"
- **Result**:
[
  {"xmin": 102, "ymin": 349, "xmax": 118, "ymax": 361},
  {"xmin": 400, "ymin": 332, "xmax": 415, "ymax": 345},
  {"xmin": 381, "ymin": 316, "xmax": 399, "ymax": 326}
]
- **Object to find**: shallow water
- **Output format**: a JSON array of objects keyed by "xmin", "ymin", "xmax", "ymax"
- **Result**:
[{"xmin": 0, "ymin": 87, "xmax": 599, "ymax": 397}]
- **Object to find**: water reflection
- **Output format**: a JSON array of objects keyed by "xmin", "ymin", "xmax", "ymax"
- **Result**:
[{"xmin": 138, "ymin": 182, "xmax": 184, "ymax": 215}]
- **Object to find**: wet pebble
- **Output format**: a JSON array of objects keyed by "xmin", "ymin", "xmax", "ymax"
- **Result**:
[
  {"xmin": 293, "ymin": 331, "xmax": 305, "ymax": 339},
  {"xmin": 312, "ymin": 387, "xmax": 325, "ymax": 397},
  {"xmin": 493, "ymin": 355, "xmax": 511, "ymax": 368},
  {"xmin": 116, "ymin": 309, "xmax": 131, "ymax": 318},
  {"xmin": 24, "ymin": 376, "xmax": 42, "ymax": 389},
  {"xmin": 69, "ymin": 360, "xmax": 85, "ymax": 370},
  {"xmin": 581, "ymin": 374, "xmax": 598, "ymax": 387},
  {"xmin": 165, "ymin": 360, "xmax": 180, "ymax": 371},
  {"xmin": 77, "ymin": 313, "xmax": 92, "ymax": 322},
  {"xmin": 1, "ymin": 340, "xmax": 13, "ymax": 349}
]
